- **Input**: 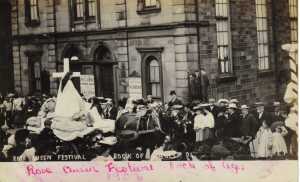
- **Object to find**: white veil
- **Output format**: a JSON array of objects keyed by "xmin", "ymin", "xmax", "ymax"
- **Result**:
[{"xmin": 55, "ymin": 75, "xmax": 85, "ymax": 118}]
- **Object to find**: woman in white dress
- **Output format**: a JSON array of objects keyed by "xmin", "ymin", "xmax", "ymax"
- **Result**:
[
  {"xmin": 193, "ymin": 104, "xmax": 215, "ymax": 142},
  {"xmin": 249, "ymin": 120, "xmax": 273, "ymax": 158},
  {"xmin": 272, "ymin": 126, "xmax": 288, "ymax": 156}
]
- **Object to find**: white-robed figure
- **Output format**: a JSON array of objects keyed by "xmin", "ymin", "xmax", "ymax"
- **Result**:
[
  {"xmin": 51, "ymin": 72, "xmax": 115, "ymax": 141},
  {"xmin": 51, "ymin": 72, "xmax": 92, "ymax": 141}
]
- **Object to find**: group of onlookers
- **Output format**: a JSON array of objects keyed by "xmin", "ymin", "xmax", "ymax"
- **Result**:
[{"xmin": 0, "ymin": 89, "xmax": 297, "ymax": 161}]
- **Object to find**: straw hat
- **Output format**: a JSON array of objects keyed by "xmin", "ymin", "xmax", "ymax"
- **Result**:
[
  {"xmin": 7, "ymin": 93, "xmax": 14, "ymax": 98},
  {"xmin": 230, "ymin": 99, "xmax": 239, "ymax": 103},
  {"xmin": 172, "ymin": 104, "xmax": 184, "ymax": 110},
  {"xmin": 240, "ymin": 105, "xmax": 249, "ymax": 109},
  {"xmin": 255, "ymin": 102, "xmax": 265, "ymax": 106},
  {"xmin": 228, "ymin": 103, "xmax": 238, "ymax": 109},
  {"xmin": 273, "ymin": 101, "xmax": 280, "ymax": 107},
  {"xmin": 270, "ymin": 121, "xmax": 285, "ymax": 131},
  {"xmin": 193, "ymin": 103, "xmax": 210, "ymax": 111},
  {"xmin": 218, "ymin": 99, "xmax": 229, "ymax": 104},
  {"xmin": 99, "ymin": 136, "xmax": 117, "ymax": 146}
]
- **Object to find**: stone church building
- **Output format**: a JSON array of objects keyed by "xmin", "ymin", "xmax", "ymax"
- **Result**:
[{"xmin": 10, "ymin": 0, "xmax": 297, "ymax": 104}]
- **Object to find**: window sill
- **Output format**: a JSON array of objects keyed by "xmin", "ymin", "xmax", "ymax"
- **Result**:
[
  {"xmin": 86, "ymin": 17, "xmax": 96, "ymax": 23},
  {"xmin": 257, "ymin": 70, "xmax": 273, "ymax": 78},
  {"xmin": 137, "ymin": 7, "xmax": 161, "ymax": 15},
  {"xmin": 74, "ymin": 20, "xmax": 84, "ymax": 25},
  {"xmin": 25, "ymin": 20, "xmax": 40, "ymax": 27},
  {"xmin": 73, "ymin": 18, "xmax": 96, "ymax": 25},
  {"xmin": 216, "ymin": 74, "xmax": 237, "ymax": 84}
]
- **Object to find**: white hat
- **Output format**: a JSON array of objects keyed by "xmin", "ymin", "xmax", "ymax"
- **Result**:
[
  {"xmin": 198, "ymin": 103, "xmax": 210, "ymax": 107},
  {"xmin": 273, "ymin": 101, "xmax": 280, "ymax": 107},
  {"xmin": 241, "ymin": 105, "xmax": 249, "ymax": 109},
  {"xmin": 218, "ymin": 99, "xmax": 229, "ymax": 104},
  {"xmin": 209, "ymin": 98, "xmax": 216, "ymax": 103},
  {"xmin": 255, "ymin": 102, "xmax": 264, "ymax": 106},
  {"xmin": 7, "ymin": 93, "xmax": 14, "ymax": 97},
  {"xmin": 230, "ymin": 99, "xmax": 239, "ymax": 103},
  {"xmin": 228, "ymin": 103, "xmax": 238, "ymax": 109},
  {"xmin": 99, "ymin": 136, "xmax": 117, "ymax": 146},
  {"xmin": 105, "ymin": 98, "xmax": 113, "ymax": 102}
]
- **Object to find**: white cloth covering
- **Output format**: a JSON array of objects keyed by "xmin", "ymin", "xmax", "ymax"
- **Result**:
[
  {"xmin": 87, "ymin": 107, "xmax": 115, "ymax": 133},
  {"xmin": 54, "ymin": 79, "xmax": 85, "ymax": 118},
  {"xmin": 51, "ymin": 77, "xmax": 89, "ymax": 141}
]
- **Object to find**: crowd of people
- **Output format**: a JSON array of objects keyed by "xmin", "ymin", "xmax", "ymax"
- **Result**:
[{"xmin": 0, "ymin": 88, "xmax": 297, "ymax": 162}]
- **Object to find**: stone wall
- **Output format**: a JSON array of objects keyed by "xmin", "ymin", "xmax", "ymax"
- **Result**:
[
  {"xmin": 193, "ymin": 0, "xmax": 280, "ymax": 104},
  {"xmin": 9, "ymin": 0, "xmax": 295, "ymax": 103}
]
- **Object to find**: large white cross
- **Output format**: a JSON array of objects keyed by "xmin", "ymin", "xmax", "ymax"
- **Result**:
[{"xmin": 52, "ymin": 58, "xmax": 81, "ymax": 79}]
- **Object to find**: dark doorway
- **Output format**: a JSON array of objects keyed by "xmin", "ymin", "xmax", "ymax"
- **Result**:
[
  {"xmin": 95, "ymin": 64, "xmax": 114, "ymax": 98},
  {"xmin": 94, "ymin": 45, "xmax": 115, "ymax": 99},
  {"xmin": 61, "ymin": 44, "xmax": 116, "ymax": 99}
]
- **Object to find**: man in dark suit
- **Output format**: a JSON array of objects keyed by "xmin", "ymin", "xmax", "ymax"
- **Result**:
[
  {"xmin": 194, "ymin": 69, "xmax": 210, "ymax": 102},
  {"xmin": 240, "ymin": 105, "xmax": 259, "ymax": 138},
  {"xmin": 271, "ymin": 101, "xmax": 286, "ymax": 122},
  {"xmin": 207, "ymin": 98, "xmax": 219, "ymax": 119},
  {"xmin": 103, "ymin": 98, "xmax": 118, "ymax": 120},
  {"xmin": 255, "ymin": 102, "xmax": 272, "ymax": 127},
  {"xmin": 167, "ymin": 90, "xmax": 182, "ymax": 107},
  {"xmin": 224, "ymin": 103, "xmax": 241, "ymax": 137}
]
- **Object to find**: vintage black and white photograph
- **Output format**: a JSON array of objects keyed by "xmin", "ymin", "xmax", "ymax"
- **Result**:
[{"xmin": 0, "ymin": 0, "xmax": 298, "ymax": 162}]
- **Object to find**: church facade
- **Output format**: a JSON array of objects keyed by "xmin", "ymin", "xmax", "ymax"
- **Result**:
[{"xmin": 11, "ymin": 0, "xmax": 297, "ymax": 104}]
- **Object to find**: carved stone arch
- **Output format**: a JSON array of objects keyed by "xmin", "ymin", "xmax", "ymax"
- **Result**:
[
  {"xmin": 60, "ymin": 43, "xmax": 83, "ymax": 61},
  {"xmin": 90, "ymin": 41, "xmax": 117, "ymax": 63}
]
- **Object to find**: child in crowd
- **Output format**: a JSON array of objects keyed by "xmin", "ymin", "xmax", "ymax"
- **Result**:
[
  {"xmin": 272, "ymin": 125, "xmax": 288, "ymax": 157},
  {"xmin": 250, "ymin": 120, "xmax": 273, "ymax": 159}
]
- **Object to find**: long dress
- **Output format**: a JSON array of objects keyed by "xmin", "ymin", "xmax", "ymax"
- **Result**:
[
  {"xmin": 194, "ymin": 110, "xmax": 215, "ymax": 142},
  {"xmin": 272, "ymin": 132, "xmax": 288, "ymax": 156},
  {"xmin": 249, "ymin": 127, "xmax": 273, "ymax": 158}
]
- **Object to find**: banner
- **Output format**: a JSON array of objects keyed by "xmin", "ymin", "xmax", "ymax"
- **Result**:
[
  {"xmin": 0, "ymin": 161, "xmax": 297, "ymax": 182},
  {"xmin": 80, "ymin": 75, "xmax": 96, "ymax": 98},
  {"xmin": 128, "ymin": 77, "xmax": 143, "ymax": 99}
]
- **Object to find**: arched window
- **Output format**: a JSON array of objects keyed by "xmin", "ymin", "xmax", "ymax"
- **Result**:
[{"xmin": 148, "ymin": 58, "xmax": 161, "ymax": 98}]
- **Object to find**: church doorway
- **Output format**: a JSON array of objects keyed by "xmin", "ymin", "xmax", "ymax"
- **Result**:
[
  {"xmin": 93, "ymin": 45, "xmax": 117, "ymax": 99},
  {"xmin": 61, "ymin": 44, "xmax": 117, "ymax": 100}
]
